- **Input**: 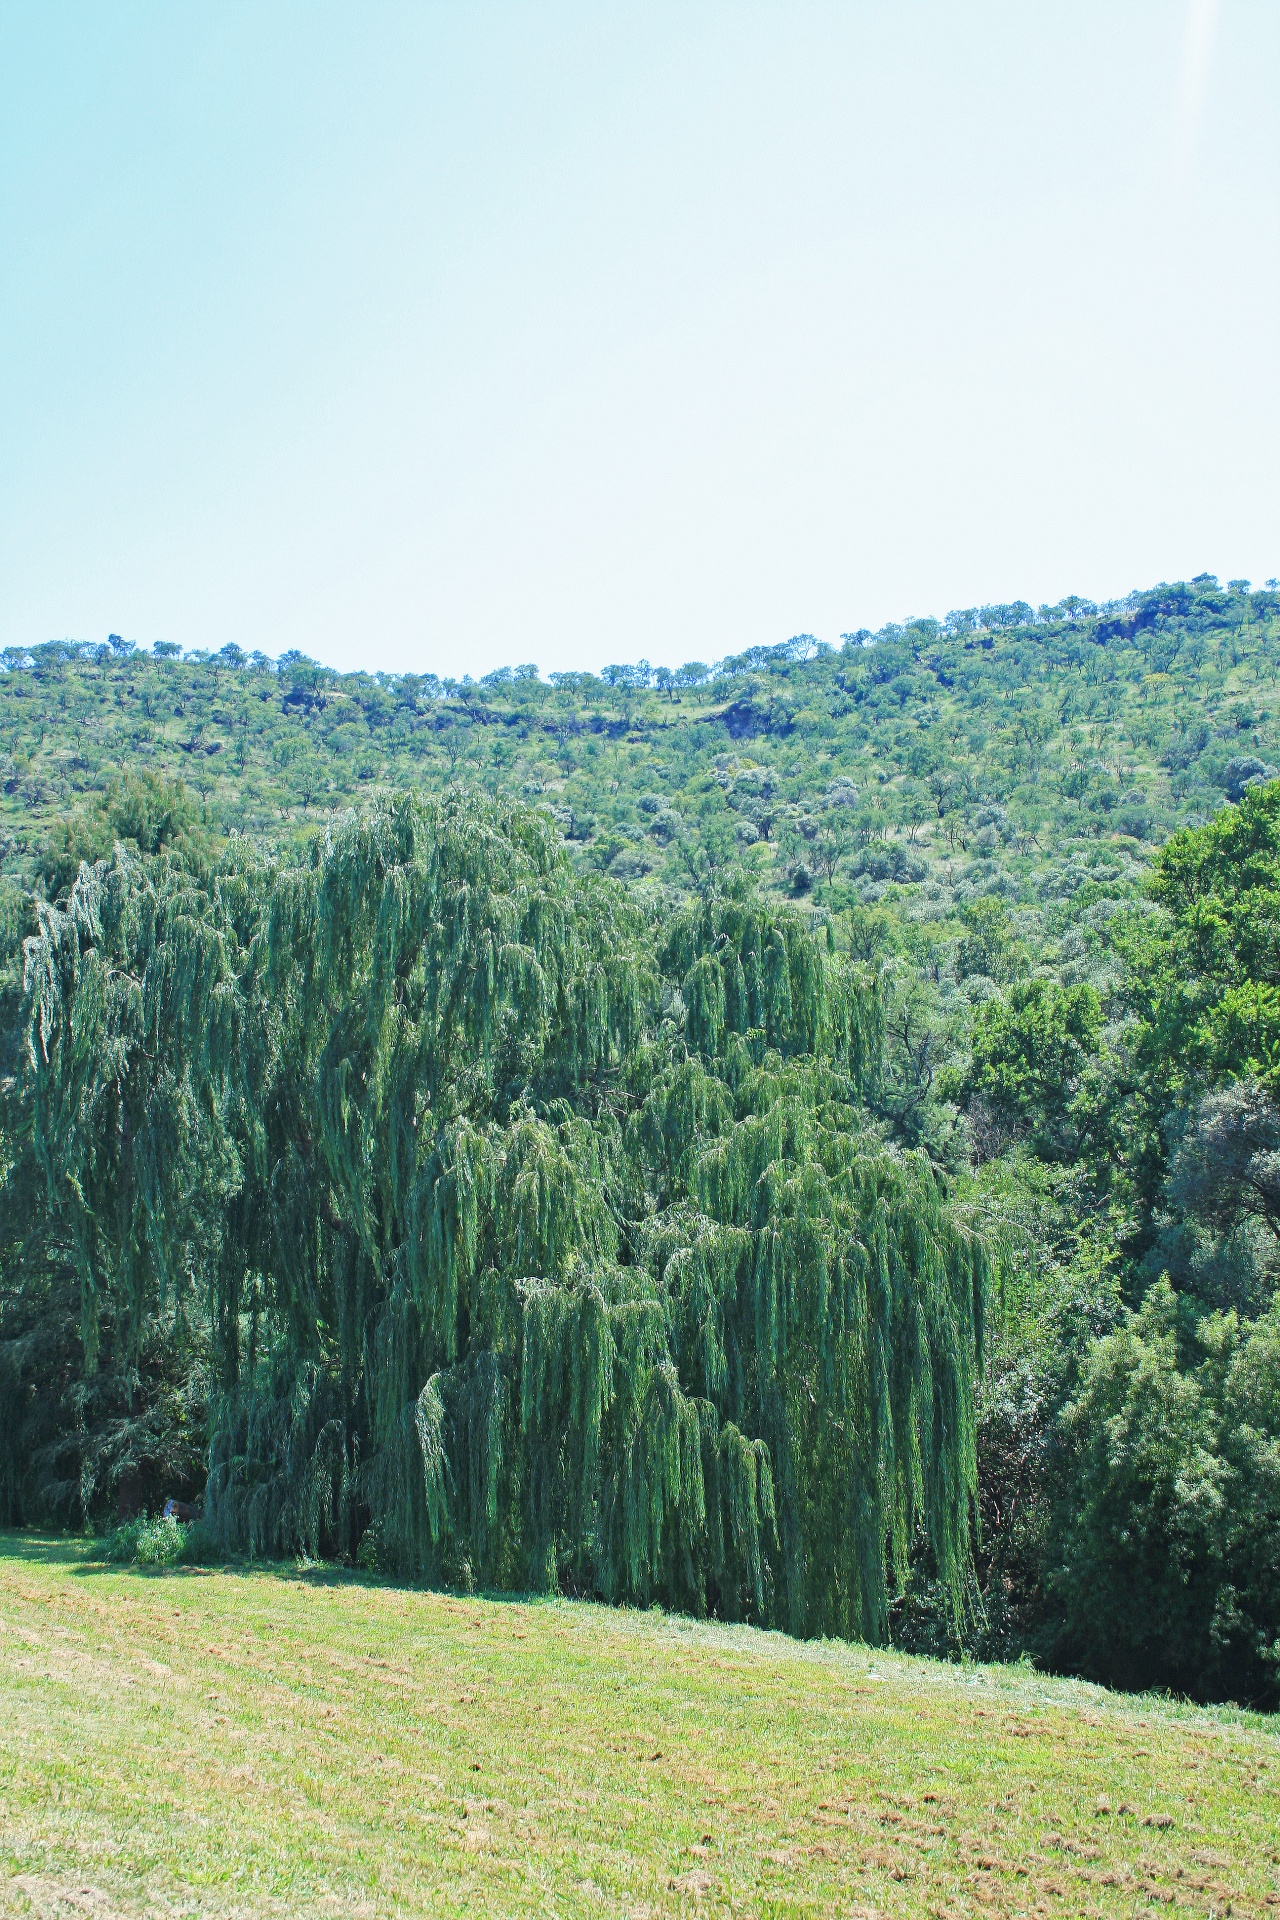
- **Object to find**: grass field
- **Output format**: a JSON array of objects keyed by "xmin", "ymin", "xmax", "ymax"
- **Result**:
[{"xmin": 1, "ymin": 1537, "xmax": 1277, "ymax": 1919}]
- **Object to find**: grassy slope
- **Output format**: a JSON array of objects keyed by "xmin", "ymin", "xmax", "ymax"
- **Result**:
[{"xmin": 2, "ymin": 1540, "xmax": 1276, "ymax": 1920}]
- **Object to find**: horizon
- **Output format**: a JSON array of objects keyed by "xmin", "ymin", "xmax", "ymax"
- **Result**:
[{"xmin": 12, "ymin": 569, "xmax": 1276, "ymax": 687}]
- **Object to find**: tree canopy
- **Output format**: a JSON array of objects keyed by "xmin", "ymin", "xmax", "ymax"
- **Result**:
[{"xmin": 15, "ymin": 791, "xmax": 987, "ymax": 1640}]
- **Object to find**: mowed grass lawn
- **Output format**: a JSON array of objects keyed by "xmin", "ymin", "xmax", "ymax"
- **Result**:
[{"xmin": 1, "ymin": 1537, "xmax": 1277, "ymax": 1919}]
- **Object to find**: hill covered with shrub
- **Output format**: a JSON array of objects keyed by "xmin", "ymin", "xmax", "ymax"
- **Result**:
[{"xmin": 4, "ymin": 574, "xmax": 1278, "ymax": 900}]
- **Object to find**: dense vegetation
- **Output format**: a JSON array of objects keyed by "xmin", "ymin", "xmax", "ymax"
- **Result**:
[{"xmin": 3, "ymin": 571, "xmax": 1280, "ymax": 1707}]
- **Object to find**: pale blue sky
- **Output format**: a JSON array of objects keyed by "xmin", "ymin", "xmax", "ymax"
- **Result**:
[{"xmin": 2, "ymin": 3, "xmax": 1277, "ymax": 677}]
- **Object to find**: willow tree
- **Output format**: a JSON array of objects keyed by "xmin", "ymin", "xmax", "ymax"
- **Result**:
[
  {"xmin": 14, "ymin": 836, "xmax": 272, "ymax": 1522},
  {"xmin": 25, "ymin": 790, "xmax": 987, "ymax": 1640},
  {"xmin": 24, "ymin": 840, "xmax": 267, "ymax": 1375}
]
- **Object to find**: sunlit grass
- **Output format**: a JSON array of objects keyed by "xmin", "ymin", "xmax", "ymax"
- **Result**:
[{"xmin": 2, "ymin": 1535, "xmax": 1277, "ymax": 1918}]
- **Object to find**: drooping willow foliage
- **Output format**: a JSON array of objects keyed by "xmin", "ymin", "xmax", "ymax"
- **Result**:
[{"xmin": 24, "ymin": 790, "xmax": 987, "ymax": 1639}]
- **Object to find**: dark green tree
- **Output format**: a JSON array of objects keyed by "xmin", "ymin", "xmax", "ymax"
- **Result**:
[{"xmin": 22, "ymin": 792, "xmax": 989, "ymax": 1641}]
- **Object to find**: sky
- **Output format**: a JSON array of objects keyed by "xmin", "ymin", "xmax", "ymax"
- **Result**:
[{"xmin": 1, "ymin": 2, "xmax": 1278, "ymax": 679}]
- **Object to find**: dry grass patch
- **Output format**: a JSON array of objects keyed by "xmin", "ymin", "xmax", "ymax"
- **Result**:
[{"xmin": 1, "ymin": 1536, "xmax": 1277, "ymax": 1917}]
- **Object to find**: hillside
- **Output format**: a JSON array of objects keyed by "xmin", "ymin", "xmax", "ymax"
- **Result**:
[
  {"xmin": 4, "ymin": 577, "xmax": 1278, "ymax": 911},
  {"xmin": 7, "ymin": 573, "xmax": 1278, "ymax": 1161},
  {"xmin": 2, "ymin": 1538, "xmax": 1277, "ymax": 1919}
]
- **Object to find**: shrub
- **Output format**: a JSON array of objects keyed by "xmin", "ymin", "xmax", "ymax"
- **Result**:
[
  {"xmin": 101, "ymin": 1512, "xmax": 217, "ymax": 1569},
  {"xmin": 102, "ymin": 1511, "xmax": 186, "ymax": 1567},
  {"xmin": 1053, "ymin": 1278, "xmax": 1280, "ymax": 1708}
]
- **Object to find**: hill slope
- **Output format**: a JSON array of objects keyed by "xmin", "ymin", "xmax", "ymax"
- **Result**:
[
  {"xmin": 4, "ymin": 577, "xmax": 1278, "ymax": 917},
  {"xmin": 2, "ymin": 1537, "xmax": 1277, "ymax": 1919}
]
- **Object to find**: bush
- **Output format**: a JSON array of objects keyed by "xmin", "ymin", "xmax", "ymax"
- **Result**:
[
  {"xmin": 101, "ymin": 1511, "xmax": 217, "ymax": 1569},
  {"xmin": 356, "ymin": 1521, "xmax": 384, "ymax": 1573},
  {"xmin": 1052, "ymin": 1278, "xmax": 1280, "ymax": 1708},
  {"xmin": 1223, "ymin": 755, "xmax": 1273, "ymax": 804},
  {"xmin": 103, "ymin": 1511, "xmax": 186, "ymax": 1567}
]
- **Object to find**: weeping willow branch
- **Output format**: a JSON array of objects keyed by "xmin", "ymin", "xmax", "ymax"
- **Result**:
[{"xmin": 24, "ymin": 791, "xmax": 986, "ymax": 1636}]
